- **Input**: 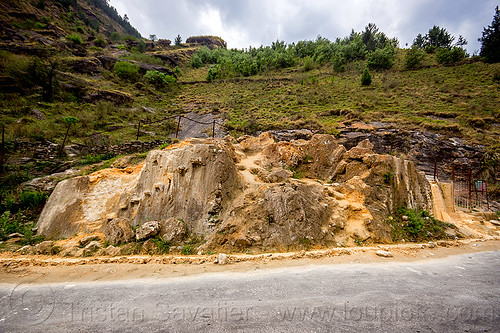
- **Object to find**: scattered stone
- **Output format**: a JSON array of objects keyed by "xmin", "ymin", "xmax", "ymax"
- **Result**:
[
  {"xmin": 79, "ymin": 235, "xmax": 101, "ymax": 247},
  {"xmin": 428, "ymin": 242, "xmax": 438, "ymax": 248},
  {"xmin": 97, "ymin": 245, "xmax": 121, "ymax": 257},
  {"xmin": 267, "ymin": 169, "xmax": 293, "ymax": 183},
  {"xmin": 490, "ymin": 220, "xmax": 500, "ymax": 226},
  {"xmin": 83, "ymin": 241, "xmax": 103, "ymax": 256},
  {"xmin": 136, "ymin": 221, "xmax": 161, "ymax": 241},
  {"xmin": 102, "ymin": 218, "xmax": 135, "ymax": 245},
  {"xmin": 142, "ymin": 239, "xmax": 158, "ymax": 254},
  {"xmin": 217, "ymin": 253, "xmax": 228, "ymax": 265},
  {"xmin": 17, "ymin": 245, "xmax": 34, "ymax": 254},
  {"xmin": 376, "ymin": 250, "xmax": 393, "ymax": 258},
  {"xmin": 34, "ymin": 241, "xmax": 55, "ymax": 255},
  {"xmin": 402, "ymin": 216, "xmax": 409, "ymax": 221},
  {"xmin": 30, "ymin": 109, "xmax": 46, "ymax": 120},
  {"xmin": 8, "ymin": 233, "xmax": 24, "ymax": 239}
]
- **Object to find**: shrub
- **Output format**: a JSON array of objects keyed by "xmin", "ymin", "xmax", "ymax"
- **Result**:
[
  {"xmin": 302, "ymin": 56, "xmax": 314, "ymax": 71},
  {"xmin": 110, "ymin": 31, "xmax": 121, "ymax": 42},
  {"xmin": 144, "ymin": 70, "xmax": 176, "ymax": 87},
  {"xmin": 190, "ymin": 53, "xmax": 203, "ymax": 68},
  {"xmin": 361, "ymin": 68, "xmax": 372, "ymax": 86},
  {"xmin": 113, "ymin": 61, "xmax": 139, "ymax": 80},
  {"xmin": 436, "ymin": 47, "xmax": 466, "ymax": 64},
  {"xmin": 405, "ymin": 47, "xmax": 426, "ymax": 69},
  {"xmin": 206, "ymin": 64, "xmax": 221, "ymax": 82},
  {"xmin": 387, "ymin": 207, "xmax": 457, "ymax": 242},
  {"xmin": 136, "ymin": 39, "xmax": 146, "ymax": 53},
  {"xmin": 153, "ymin": 237, "xmax": 170, "ymax": 254},
  {"xmin": 181, "ymin": 245, "xmax": 194, "ymax": 255},
  {"xmin": 18, "ymin": 190, "xmax": 47, "ymax": 210},
  {"xmin": 66, "ymin": 33, "xmax": 83, "ymax": 45},
  {"xmin": 94, "ymin": 35, "xmax": 107, "ymax": 47},
  {"xmin": 367, "ymin": 45, "xmax": 395, "ymax": 70}
]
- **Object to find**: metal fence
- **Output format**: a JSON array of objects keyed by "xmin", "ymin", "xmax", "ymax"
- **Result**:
[{"xmin": 452, "ymin": 167, "xmax": 490, "ymax": 212}]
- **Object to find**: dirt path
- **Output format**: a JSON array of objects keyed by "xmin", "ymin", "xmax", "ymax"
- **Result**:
[{"xmin": 1, "ymin": 238, "xmax": 499, "ymax": 284}]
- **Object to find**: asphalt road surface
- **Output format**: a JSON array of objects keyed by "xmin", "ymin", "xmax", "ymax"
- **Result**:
[{"xmin": 1, "ymin": 250, "xmax": 499, "ymax": 332}]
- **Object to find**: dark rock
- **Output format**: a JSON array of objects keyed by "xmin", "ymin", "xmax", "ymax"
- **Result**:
[
  {"xmin": 83, "ymin": 89, "xmax": 133, "ymax": 105},
  {"xmin": 138, "ymin": 63, "xmax": 174, "ymax": 76},
  {"xmin": 186, "ymin": 36, "xmax": 226, "ymax": 49},
  {"xmin": 30, "ymin": 109, "xmax": 46, "ymax": 120},
  {"xmin": 96, "ymin": 55, "xmax": 117, "ymax": 70},
  {"xmin": 65, "ymin": 57, "xmax": 102, "ymax": 74}
]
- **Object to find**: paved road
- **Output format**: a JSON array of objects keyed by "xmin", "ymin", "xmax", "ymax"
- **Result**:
[{"xmin": 1, "ymin": 251, "xmax": 499, "ymax": 332}]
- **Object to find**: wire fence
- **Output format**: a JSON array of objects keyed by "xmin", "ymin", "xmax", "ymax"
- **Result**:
[{"xmin": 135, "ymin": 114, "xmax": 225, "ymax": 141}]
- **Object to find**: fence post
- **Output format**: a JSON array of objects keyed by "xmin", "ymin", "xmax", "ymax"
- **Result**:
[
  {"xmin": 58, "ymin": 123, "xmax": 71, "ymax": 157},
  {"xmin": 136, "ymin": 121, "xmax": 141, "ymax": 141},
  {"xmin": 0, "ymin": 125, "xmax": 4, "ymax": 173},
  {"xmin": 212, "ymin": 119, "xmax": 216, "ymax": 138},
  {"xmin": 175, "ymin": 115, "xmax": 181, "ymax": 139},
  {"xmin": 467, "ymin": 168, "xmax": 471, "ymax": 211}
]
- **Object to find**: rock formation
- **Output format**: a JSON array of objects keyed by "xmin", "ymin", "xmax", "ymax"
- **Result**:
[{"xmin": 37, "ymin": 132, "xmax": 435, "ymax": 250}]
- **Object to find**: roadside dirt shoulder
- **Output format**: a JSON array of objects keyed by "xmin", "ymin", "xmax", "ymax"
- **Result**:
[{"xmin": 1, "ymin": 238, "xmax": 499, "ymax": 284}]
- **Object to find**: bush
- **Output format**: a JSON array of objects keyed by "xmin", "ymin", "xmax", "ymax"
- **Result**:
[
  {"xmin": 387, "ymin": 207, "xmax": 457, "ymax": 242},
  {"xmin": 361, "ymin": 68, "xmax": 372, "ymax": 86},
  {"xmin": 113, "ymin": 61, "xmax": 139, "ymax": 80},
  {"xmin": 302, "ymin": 56, "xmax": 314, "ymax": 71},
  {"xmin": 66, "ymin": 33, "xmax": 83, "ymax": 45},
  {"xmin": 405, "ymin": 47, "xmax": 426, "ymax": 69},
  {"xmin": 367, "ymin": 45, "xmax": 395, "ymax": 70},
  {"xmin": 206, "ymin": 64, "xmax": 221, "ymax": 82},
  {"xmin": 94, "ymin": 35, "xmax": 107, "ymax": 47},
  {"xmin": 143, "ymin": 70, "xmax": 176, "ymax": 87},
  {"xmin": 110, "ymin": 31, "xmax": 121, "ymax": 42},
  {"xmin": 181, "ymin": 245, "xmax": 194, "ymax": 255},
  {"xmin": 18, "ymin": 190, "xmax": 47, "ymax": 210},
  {"xmin": 190, "ymin": 53, "xmax": 203, "ymax": 68},
  {"xmin": 436, "ymin": 47, "xmax": 466, "ymax": 64}
]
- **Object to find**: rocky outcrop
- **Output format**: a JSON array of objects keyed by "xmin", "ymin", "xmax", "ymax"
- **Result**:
[
  {"xmin": 185, "ymin": 36, "xmax": 227, "ymax": 49},
  {"xmin": 83, "ymin": 89, "xmax": 133, "ymax": 105},
  {"xmin": 37, "ymin": 133, "xmax": 435, "ymax": 250}
]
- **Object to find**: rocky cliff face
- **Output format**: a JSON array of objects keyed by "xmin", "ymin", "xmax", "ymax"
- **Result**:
[{"xmin": 37, "ymin": 133, "xmax": 434, "ymax": 250}]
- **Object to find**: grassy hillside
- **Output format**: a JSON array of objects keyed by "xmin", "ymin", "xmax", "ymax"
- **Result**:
[{"xmin": 179, "ymin": 52, "xmax": 500, "ymax": 149}]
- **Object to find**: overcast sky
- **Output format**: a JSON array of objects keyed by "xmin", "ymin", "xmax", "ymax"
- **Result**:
[{"xmin": 108, "ymin": 0, "xmax": 498, "ymax": 54}]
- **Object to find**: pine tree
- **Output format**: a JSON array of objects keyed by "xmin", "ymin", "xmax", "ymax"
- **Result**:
[
  {"xmin": 479, "ymin": 6, "xmax": 500, "ymax": 63},
  {"xmin": 175, "ymin": 34, "xmax": 182, "ymax": 46},
  {"xmin": 361, "ymin": 68, "xmax": 372, "ymax": 86}
]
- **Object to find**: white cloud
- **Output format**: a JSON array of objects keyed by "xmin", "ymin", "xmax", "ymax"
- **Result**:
[{"xmin": 108, "ymin": 0, "xmax": 499, "ymax": 52}]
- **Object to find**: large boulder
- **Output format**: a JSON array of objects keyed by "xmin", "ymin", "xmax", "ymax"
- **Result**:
[
  {"xmin": 135, "ymin": 221, "xmax": 160, "ymax": 241},
  {"xmin": 160, "ymin": 218, "xmax": 187, "ymax": 243},
  {"xmin": 102, "ymin": 218, "xmax": 135, "ymax": 245},
  {"xmin": 38, "ymin": 140, "xmax": 242, "ymax": 239},
  {"xmin": 83, "ymin": 89, "xmax": 133, "ymax": 105}
]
